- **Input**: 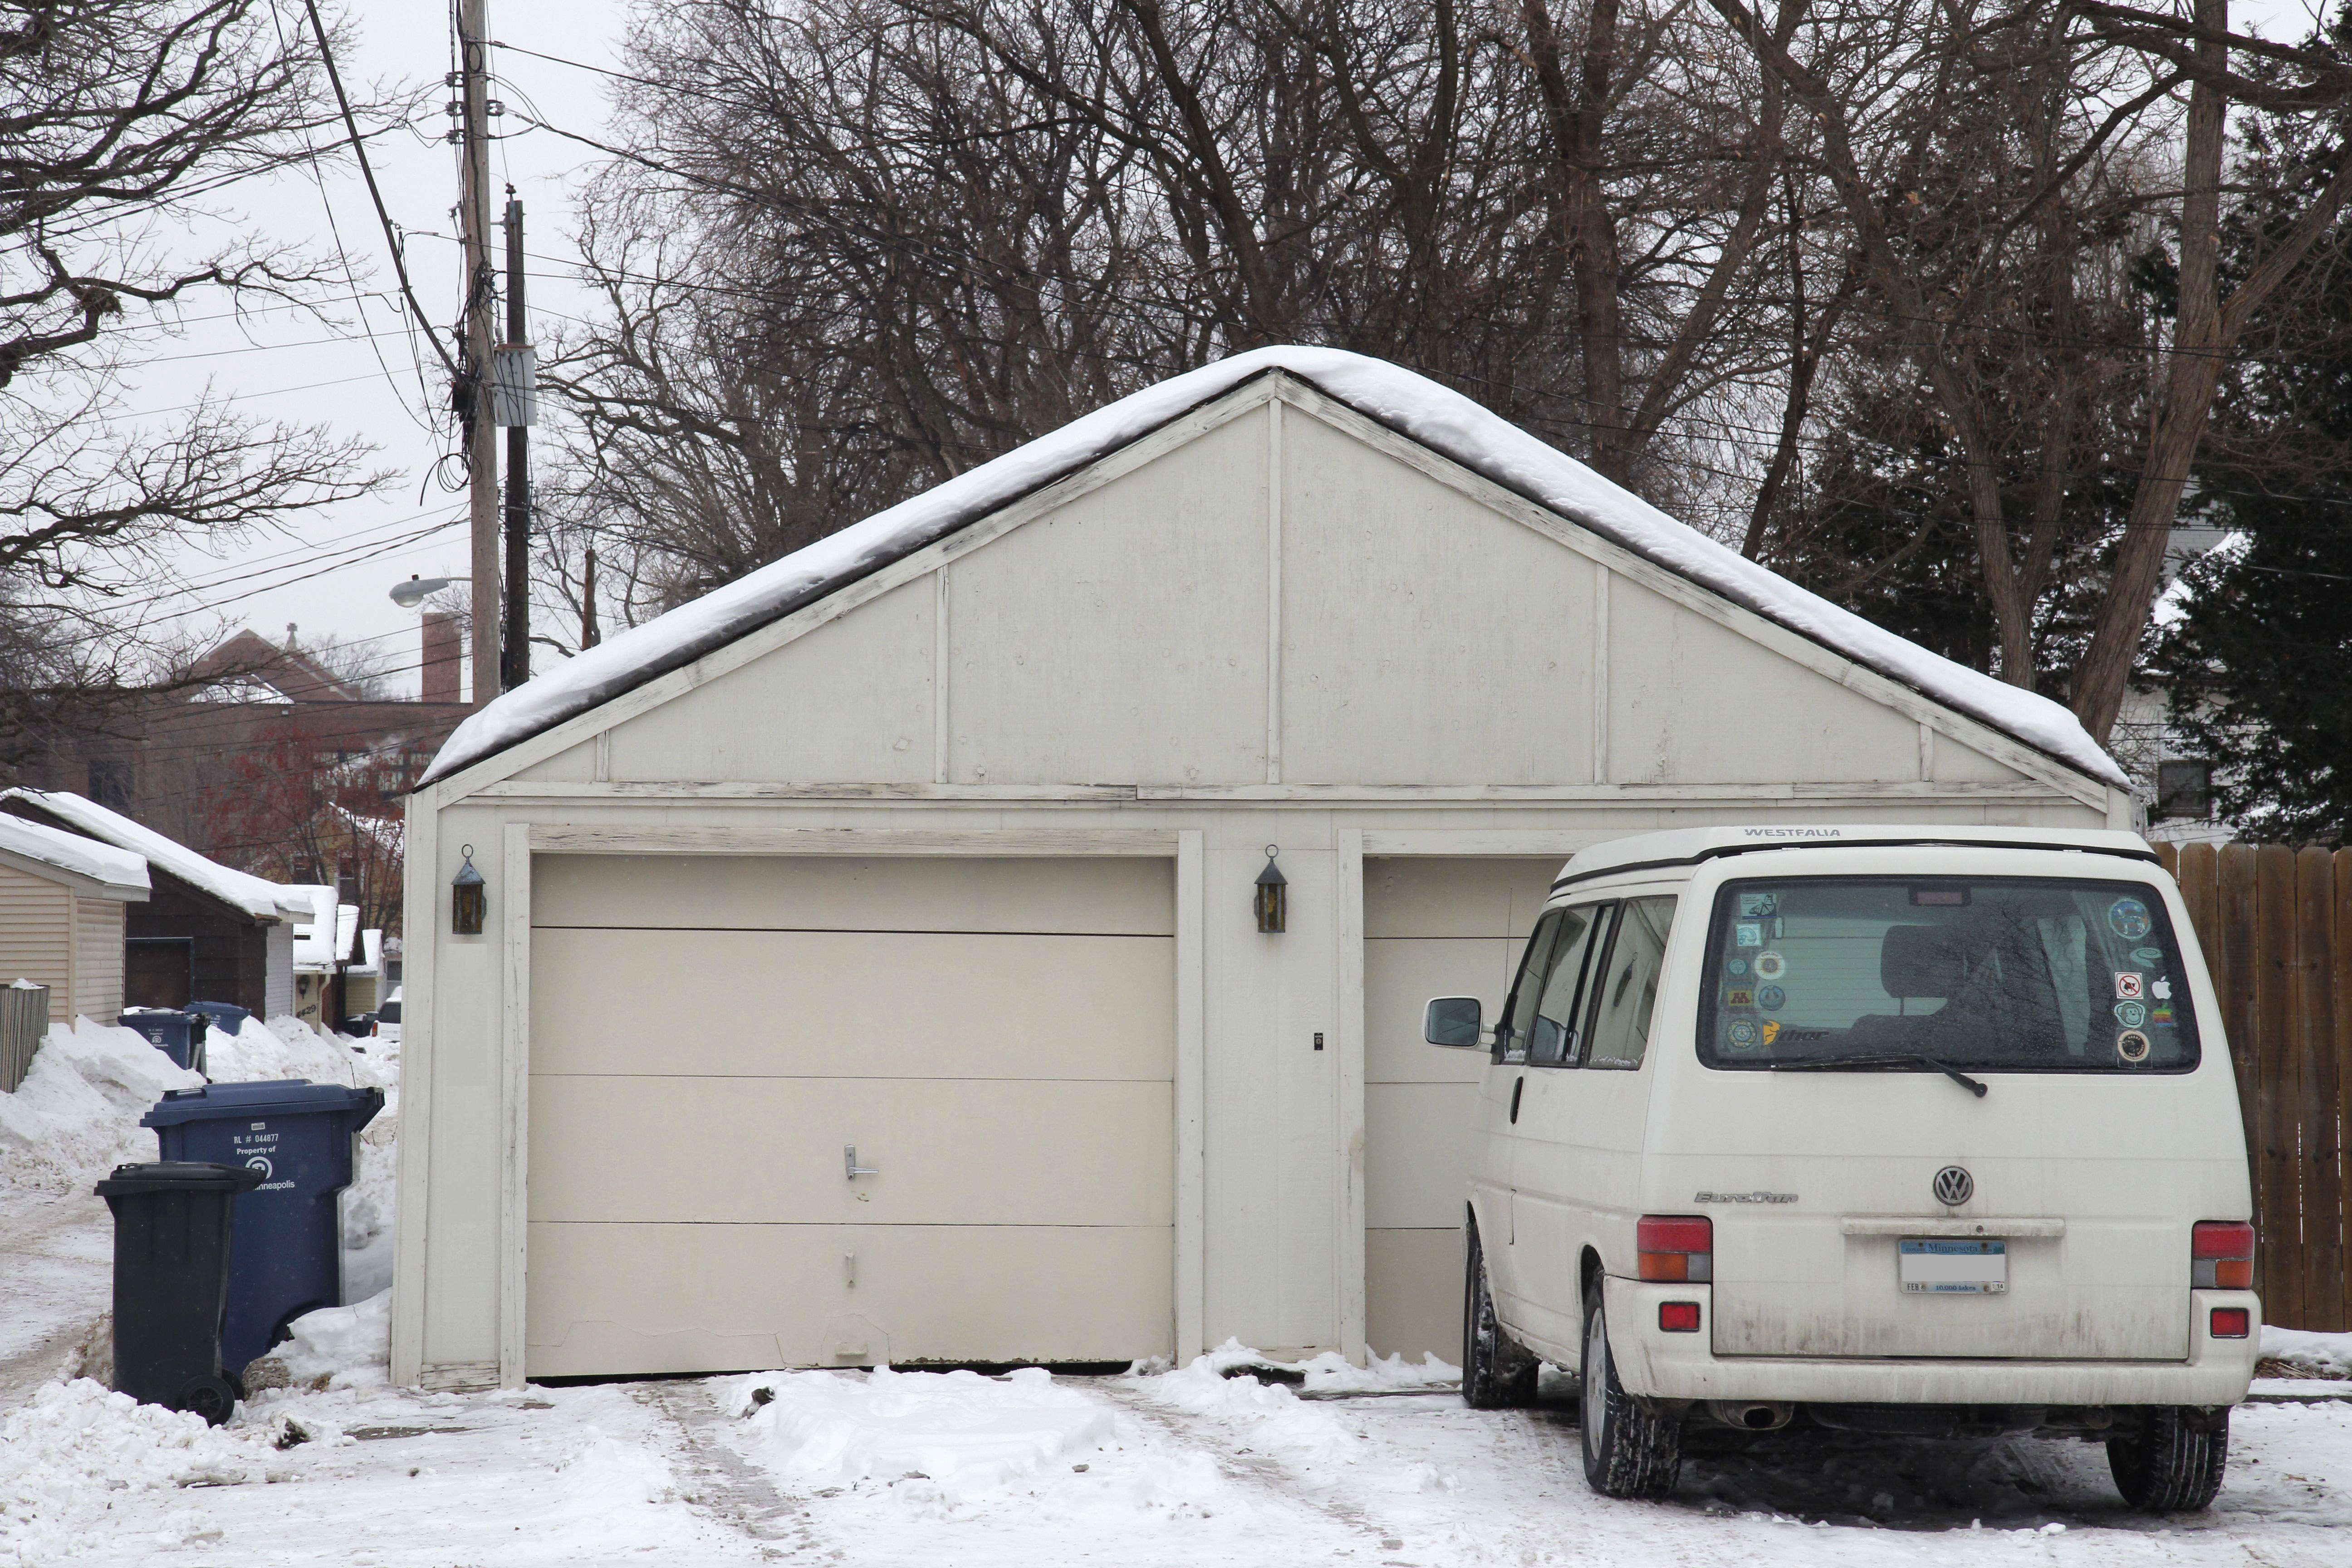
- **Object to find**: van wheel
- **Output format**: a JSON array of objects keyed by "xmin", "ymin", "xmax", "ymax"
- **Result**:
[
  {"xmin": 2108, "ymin": 1406, "xmax": 2228, "ymax": 1513},
  {"xmin": 1460, "ymin": 1221, "xmax": 1537, "ymax": 1409},
  {"xmin": 1578, "ymin": 1279, "xmax": 1681, "ymax": 1499}
]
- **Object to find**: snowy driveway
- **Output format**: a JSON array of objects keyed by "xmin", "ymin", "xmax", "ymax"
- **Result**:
[{"xmin": 7, "ymin": 1353, "xmax": 2350, "ymax": 1567}]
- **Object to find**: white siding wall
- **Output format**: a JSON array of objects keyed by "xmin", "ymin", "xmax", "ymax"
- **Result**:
[
  {"xmin": 264, "ymin": 921, "xmax": 295, "ymax": 1018},
  {"xmin": 0, "ymin": 862, "xmax": 72, "ymax": 1021},
  {"xmin": 71, "ymin": 896, "xmax": 124, "ymax": 1025}
]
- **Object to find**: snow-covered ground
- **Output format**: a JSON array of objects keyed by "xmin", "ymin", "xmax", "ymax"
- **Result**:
[
  {"xmin": 1, "ymin": 1341, "xmax": 2349, "ymax": 1566},
  {"xmin": 5, "ymin": 1013, "xmax": 2351, "ymax": 1564}
]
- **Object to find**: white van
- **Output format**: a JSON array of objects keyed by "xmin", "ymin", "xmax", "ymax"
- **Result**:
[{"xmin": 1423, "ymin": 825, "xmax": 2259, "ymax": 1512}]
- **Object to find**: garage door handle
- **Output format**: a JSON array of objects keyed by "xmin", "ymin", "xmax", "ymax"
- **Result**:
[{"xmin": 844, "ymin": 1145, "xmax": 879, "ymax": 1180}]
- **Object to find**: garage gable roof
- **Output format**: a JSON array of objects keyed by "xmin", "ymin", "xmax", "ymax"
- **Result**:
[{"xmin": 421, "ymin": 348, "xmax": 2126, "ymax": 791}]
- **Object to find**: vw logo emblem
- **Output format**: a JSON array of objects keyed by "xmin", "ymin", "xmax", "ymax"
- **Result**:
[{"xmin": 1933, "ymin": 1166, "xmax": 1974, "ymax": 1207}]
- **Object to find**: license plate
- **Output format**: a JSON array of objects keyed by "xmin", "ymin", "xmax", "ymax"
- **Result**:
[{"xmin": 1900, "ymin": 1238, "xmax": 2007, "ymax": 1294}]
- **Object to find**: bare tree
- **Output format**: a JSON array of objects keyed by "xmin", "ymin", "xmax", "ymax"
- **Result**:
[
  {"xmin": 1, "ymin": 0, "xmax": 394, "ymax": 764},
  {"xmin": 1704, "ymin": 0, "xmax": 2352, "ymax": 742},
  {"xmin": 542, "ymin": 0, "xmax": 1810, "ymax": 612}
]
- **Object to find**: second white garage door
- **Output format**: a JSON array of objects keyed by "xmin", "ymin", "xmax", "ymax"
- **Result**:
[
  {"xmin": 525, "ymin": 854, "xmax": 1175, "ymax": 1377},
  {"xmin": 1363, "ymin": 858, "xmax": 1563, "ymax": 1363}
]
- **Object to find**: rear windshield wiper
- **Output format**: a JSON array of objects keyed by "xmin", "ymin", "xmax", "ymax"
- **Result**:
[{"xmin": 1771, "ymin": 1054, "xmax": 1989, "ymax": 1098}]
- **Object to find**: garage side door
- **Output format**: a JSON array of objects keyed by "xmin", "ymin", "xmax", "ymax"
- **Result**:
[
  {"xmin": 527, "ymin": 854, "xmax": 1176, "ymax": 1377},
  {"xmin": 1364, "ymin": 858, "xmax": 1560, "ymax": 1362}
]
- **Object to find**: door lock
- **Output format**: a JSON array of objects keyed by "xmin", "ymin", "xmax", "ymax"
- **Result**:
[{"xmin": 844, "ymin": 1144, "xmax": 879, "ymax": 1180}]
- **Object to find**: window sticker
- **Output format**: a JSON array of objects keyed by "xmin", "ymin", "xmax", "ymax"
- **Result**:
[
  {"xmin": 1757, "ymin": 985, "xmax": 1786, "ymax": 1011},
  {"xmin": 1754, "ymin": 951, "xmax": 1788, "ymax": 982},
  {"xmin": 2130, "ymin": 946, "xmax": 2165, "ymax": 966},
  {"xmin": 2108, "ymin": 898, "xmax": 2154, "ymax": 940},
  {"xmin": 2151, "ymin": 979, "xmax": 2172, "ymax": 1000},
  {"xmin": 2114, "ymin": 1000, "xmax": 2147, "ymax": 1029},
  {"xmin": 2151, "ymin": 1005, "xmax": 2176, "ymax": 1026},
  {"xmin": 1739, "ymin": 892, "xmax": 1779, "ymax": 918},
  {"xmin": 1760, "ymin": 1020, "xmax": 1780, "ymax": 1045},
  {"xmin": 1724, "ymin": 987, "xmax": 1756, "ymax": 1008},
  {"xmin": 1727, "ymin": 1019, "xmax": 1760, "ymax": 1049},
  {"xmin": 1725, "ymin": 956, "xmax": 1750, "ymax": 977},
  {"xmin": 2116, "ymin": 1029, "xmax": 2152, "ymax": 1063},
  {"xmin": 2115, "ymin": 971, "xmax": 2143, "ymax": 1000},
  {"xmin": 1735, "ymin": 922, "xmax": 1763, "ymax": 948}
]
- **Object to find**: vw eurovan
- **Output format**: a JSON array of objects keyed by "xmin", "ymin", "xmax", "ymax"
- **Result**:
[{"xmin": 1422, "ymin": 825, "xmax": 2259, "ymax": 1510}]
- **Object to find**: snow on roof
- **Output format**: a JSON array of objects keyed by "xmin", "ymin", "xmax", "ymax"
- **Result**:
[
  {"xmin": 0, "ymin": 789, "xmax": 309, "ymax": 921},
  {"xmin": 420, "ymin": 347, "xmax": 2128, "ymax": 790},
  {"xmin": 0, "ymin": 812, "xmax": 149, "ymax": 897},
  {"xmin": 1557, "ymin": 823, "xmax": 2158, "ymax": 885},
  {"xmin": 288, "ymin": 884, "xmax": 340, "ymax": 970},
  {"xmin": 334, "ymin": 904, "xmax": 359, "ymax": 964}
]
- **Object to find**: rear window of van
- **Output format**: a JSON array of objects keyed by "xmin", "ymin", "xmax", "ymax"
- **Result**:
[{"xmin": 1697, "ymin": 877, "xmax": 2199, "ymax": 1073}]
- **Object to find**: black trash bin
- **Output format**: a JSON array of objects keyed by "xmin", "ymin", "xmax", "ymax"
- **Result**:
[
  {"xmin": 142, "ymin": 1080, "xmax": 384, "ymax": 1375},
  {"xmin": 97, "ymin": 1161, "xmax": 266, "ymax": 1424},
  {"xmin": 121, "ymin": 1008, "xmax": 208, "ymax": 1075}
]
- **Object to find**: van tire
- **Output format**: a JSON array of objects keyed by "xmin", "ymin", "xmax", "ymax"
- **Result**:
[
  {"xmin": 2107, "ymin": 1406, "xmax": 2228, "ymax": 1513},
  {"xmin": 1460, "ymin": 1222, "xmax": 1538, "ymax": 1410},
  {"xmin": 1578, "ymin": 1279, "xmax": 1681, "ymax": 1499}
]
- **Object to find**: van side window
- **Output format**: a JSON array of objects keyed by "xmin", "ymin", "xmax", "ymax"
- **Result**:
[
  {"xmin": 1498, "ymin": 910, "xmax": 1566, "ymax": 1063},
  {"xmin": 1585, "ymin": 897, "xmax": 1678, "ymax": 1069},
  {"xmin": 1527, "ymin": 904, "xmax": 1609, "ymax": 1066}
]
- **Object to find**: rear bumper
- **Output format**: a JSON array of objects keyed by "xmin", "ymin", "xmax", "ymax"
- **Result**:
[{"xmin": 1604, "ymin": 1278, "xmax": 2261, "ymax": 1406}]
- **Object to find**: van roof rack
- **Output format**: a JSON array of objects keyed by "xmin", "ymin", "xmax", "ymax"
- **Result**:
[{"xmin": 1552, "ymin": 824, "xmax": 2157, "ymax": 892}]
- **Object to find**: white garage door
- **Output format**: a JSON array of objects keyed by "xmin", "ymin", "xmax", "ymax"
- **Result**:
[
  {"xmin": 1364, "ymin": 858, "xmax": 1562, "ymax": 1362},
  {"xmin": 526, "ymin": 854, "xmax": 1175, "ymax": 1377}
]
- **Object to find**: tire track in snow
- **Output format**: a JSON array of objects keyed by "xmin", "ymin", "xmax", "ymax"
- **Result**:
[
  {"xmin": 634, "ymin": 1378, "xmax": 836, "ymax": 1561},
  {"xmin": 1099, "ymin": 1377, "xmax": 1434, "ymax": 1556}
]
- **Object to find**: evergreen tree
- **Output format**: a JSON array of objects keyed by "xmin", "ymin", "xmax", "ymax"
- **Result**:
[{"xmin": 2150, "ymin": 24, "xmax": 2352, "ymax": 843}]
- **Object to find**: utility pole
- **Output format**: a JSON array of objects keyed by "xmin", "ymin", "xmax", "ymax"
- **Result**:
[
  {"xmin": 581, "ymin": 544, "xmax": 599, "ymax": 649},
  {"xmin": 456, "ymin": 0, "xmax": 499, "ymax": 706},
  {"xmin": 500, "ymin": 192, "xmax": 530, "ymax": 691}
]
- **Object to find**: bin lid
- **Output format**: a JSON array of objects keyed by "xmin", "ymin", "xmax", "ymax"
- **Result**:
[
  {"xmin": 95, "ymin": 1161, "xmax": 268, "ymax": 1197},
  {"xmin": 141, "ymin": 1078, "xmax": 384, "ymax": 1130}
]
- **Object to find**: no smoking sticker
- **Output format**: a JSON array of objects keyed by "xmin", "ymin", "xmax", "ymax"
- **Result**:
[{"xmin": 2114, "ymin": 971, "xmax": 2144, "ymax": 1000}]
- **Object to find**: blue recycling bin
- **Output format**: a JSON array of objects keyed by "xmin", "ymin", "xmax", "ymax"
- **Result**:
[
  {"xmin": 141, "ymin": 1080, "xmax": 384, "ymax": 1376},
  {"xmin": 121, "ymin": 1008, "xmax": 206, "ymax": 1074},
  {"xmin": 187, "ymin": 1001, "xmax": 252, "ymax": 1039}
]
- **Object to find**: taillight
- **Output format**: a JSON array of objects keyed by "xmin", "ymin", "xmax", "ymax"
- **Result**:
[
  {"xmin": 2192, "ymin": 1221, "xmax": 2255, "ymax": 1290},
  {"xmin": 1658, "ymin": 1301, "xmax": 1701, "ymax": 1332},
  {"xmin": 1638, "ymin": 1215, "xmax": 1712, "ymax": 1283},
  {"xmin": 2210, "ymin": 1307, "xmax": 2251, "ymax": 1339}
]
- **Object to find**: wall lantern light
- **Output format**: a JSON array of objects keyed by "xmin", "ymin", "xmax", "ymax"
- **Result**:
[
  {"xmin": 1254, "ymin": 845, "xmax": 1288, "ymax": 934},
  {"xmin": 451, "ymin": 843, "xmax": 486, "ymax": 935}
]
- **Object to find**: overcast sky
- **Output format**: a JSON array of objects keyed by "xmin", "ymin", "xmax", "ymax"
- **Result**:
[
  {"xmin": 119, "ymin": 0, "xmax": 2334, "ymax": 702},
  {"xmin": 124, "ymin": 0, "xmax": 631, "ymax": 701}
]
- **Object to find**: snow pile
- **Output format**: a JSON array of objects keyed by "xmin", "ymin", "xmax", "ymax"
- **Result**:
[
  {"xmin": 0, "ymin": 1019, "xmax": 201, "ymax": 1190},
  {"xmin": 425, "ymin": 346, "xmax": 2125, "ymax": 789},
  {"xmin": 0, "ymin": 1380, "xmax": 253, "ymax": 1564},
  {"xmin": 731, "ymin": 1366, "xmax": 1121, "ymax": 1502},
  {"xmin": 203, "ymin": 1013, "xmax": 384, "ymax": 1090},
  {"xmin": 271, "ymin": 1290, "xmax": 392, "ymax": 1392},
  {"xmin": 2263, "ymin": 1326, "xmax": 2352, "ymax": 1380}
]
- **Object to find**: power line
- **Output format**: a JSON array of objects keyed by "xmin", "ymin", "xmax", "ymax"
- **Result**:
[{"xmin": 301, "ymin": 0, "xmax": 461, "ymax": 384}]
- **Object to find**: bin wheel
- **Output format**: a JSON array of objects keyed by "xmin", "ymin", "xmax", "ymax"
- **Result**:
[{"xmin": 175, "ymin": 1374, "xmax": 238, "ymax": 1426}]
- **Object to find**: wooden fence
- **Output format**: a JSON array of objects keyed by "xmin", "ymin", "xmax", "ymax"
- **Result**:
[{"xmin": 2154, "ymin": 843, "xmax": 2350, "ymax": 1331}]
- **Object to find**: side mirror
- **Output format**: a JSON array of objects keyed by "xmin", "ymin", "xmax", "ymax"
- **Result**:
[{"xmin": 1424, "ymin": 996, "xmax": 1484, "ymax": 1049}]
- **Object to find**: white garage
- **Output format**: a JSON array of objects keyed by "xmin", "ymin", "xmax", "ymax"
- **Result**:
[{"xmin": 393, "ymin": 347, "xmax": 2132, "ymax": 1390}]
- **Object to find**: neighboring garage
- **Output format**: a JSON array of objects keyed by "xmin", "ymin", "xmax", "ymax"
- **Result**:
[{"xmin": 393, "ymin": 347, "xmax": 2134, "ymax": 1391}]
